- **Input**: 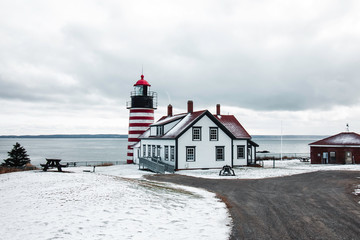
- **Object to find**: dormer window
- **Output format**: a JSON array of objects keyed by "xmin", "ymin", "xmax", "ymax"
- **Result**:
[
  {"xmin": 150, "ymin": 125, "xmax": 164, "ymax": 136},
  {"xmin": 156, "ymin": 126, "xmax": 164, "ymax": 136}
]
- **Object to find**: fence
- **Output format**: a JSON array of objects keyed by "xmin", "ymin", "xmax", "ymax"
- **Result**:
[
  {"xmin": 256, "ymin": 153, "xmax": 310, "ymax": 160},
  {"xmin": 62, "ymin": 161, "xmax": 123, "ymax": 167}
]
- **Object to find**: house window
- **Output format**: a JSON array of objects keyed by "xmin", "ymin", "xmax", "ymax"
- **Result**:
[
  {"xmin": 152, "ymin": 145, "xmax": 156, "ymax": 157},
  {"xmin": 186, "ymin": 147, "xmax": 196, "ymax": 162},
  {"xmin": 216, "ymin": 146, "xmax": 225, "ymax": 161},
  {"xmin": 156, "ymin": 145, "xmax": 161, "ymax": 157},
  {"xmin": 237, "ymin": 145, "xmax": 245, "ymax": 159},
  {"xmin": 143, "ymin": 145, "xmax": 146, "ymax": 157},
  {"xmin": 147, "ymin": 145, "xmax": 151, "ymax": 157},
  {"xmin": 192, "ymin": 127, "xmax": 201, "ymax": 141},
  {"xmin": 156, "ymin": 126, "xmax": 163, "ymax": 136},
  {"xmin": 164, "ymin": 146, "xmax": 169, "ymax": 161},
  {"xmin": 210, "ymin": 127, "xmax": 218, "ymax": 141},
  {"xmin": 170, "ymin": 146, "xmax": 175, "ymax": 162}
]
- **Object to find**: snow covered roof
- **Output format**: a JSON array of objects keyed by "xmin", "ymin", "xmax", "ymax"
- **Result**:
[
  {"xmin": 160, "ymin": 110, "xmax": 207, "ymax": 139},
  {"xmin": 141, "ymin": 109, "xmax": 252, "ymax": 140},
  {"xmin": 309, "ymin": 132, "xmax": 360, "ymax": 146},
  {"xmin": 214, "ymin": 115, "xmax": 251, "ymax": 139},
  {"xmin": 151, "ymin": 113, "xmax": 187, "ymax": 126}
]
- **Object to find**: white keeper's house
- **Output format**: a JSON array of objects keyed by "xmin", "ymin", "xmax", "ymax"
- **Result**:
[{"xmin": 133, "ymin": 100, "xmax": 258, "ymax": 171}]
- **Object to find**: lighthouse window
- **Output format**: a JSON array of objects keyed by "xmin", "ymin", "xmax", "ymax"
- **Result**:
[
  {"xmin": 170, "ymin": 146, "xmax": 175, "ymax": 162},
  {"xmin": 143, "ymin": 145, "xmax": 146, "ymax": 157},
  {"xmin": 135, "ymin": 85, "xmax": 143, "ymax": 96},
  {"xmin": 210, "ymin": 127, "xmax": 218, "ymax": 141},
  {"xmin": 186, "ymin": 147, "xmax": 196, "ymax": 162},
  {"xmin": 192, "ymin": 127, "xmax": 201, "ymax": 141},
  {"xmin": 216, "ymin": 146, "xmax": 225, "ymax": 161}
]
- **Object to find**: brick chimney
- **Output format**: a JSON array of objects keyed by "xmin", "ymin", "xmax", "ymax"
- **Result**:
[
  {"xmin": 216, "ymin": 104, "xmax": 221, "ymax": 116},
  {"xmin": 187, "ymin": 100, "xmax": 193, "ymax": 113},
  {"xmin": 167, "ymin": 104, "xmax": 173, "ymax": 117}
]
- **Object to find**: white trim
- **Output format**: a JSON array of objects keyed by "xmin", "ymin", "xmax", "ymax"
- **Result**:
[
  {"xmin": 128, "ymin": 134, "xmax": 141, "ymax": 139},
  {"xmin": 129, "ymin": 112, "xmax": 154, "ymax": 117},
  {"xmin": 129, "ymin": 119, "xmax": 154, "ymax": 124},
  {"xmin": 128, "ymin": 126, "xmax": 149, "ymax": 131},
  {"xmin": 311, "ymin": 145, "xmax": 360, "ymax": 148}
]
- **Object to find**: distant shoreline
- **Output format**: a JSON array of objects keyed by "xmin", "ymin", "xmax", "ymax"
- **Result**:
[
  {"xmin": 0, "ymin": 134, "xmax": 327, "ymax": 139},
  {"xmin": 0, "ymin": 134, "xmax": 128, "ymax": 139}
]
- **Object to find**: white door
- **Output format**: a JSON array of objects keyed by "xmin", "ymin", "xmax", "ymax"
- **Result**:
[{"xmin": 345, "ymin": 151, "xmax": 352, "ymax": 164}]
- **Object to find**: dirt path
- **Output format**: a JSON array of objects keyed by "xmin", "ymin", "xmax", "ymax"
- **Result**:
[{"xmin": 146, "ymin": 171, "xmax": 360, "ymax": 240}]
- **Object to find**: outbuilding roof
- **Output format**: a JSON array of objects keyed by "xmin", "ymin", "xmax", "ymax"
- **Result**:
[{"xmin": 309, "ymin": 132, "xmax": 360, "ymax": 146}]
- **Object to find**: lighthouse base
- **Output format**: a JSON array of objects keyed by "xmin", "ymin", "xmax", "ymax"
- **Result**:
[{"xmin": 127, "ymin": 160, "xmax": 134, "ymax": 164}]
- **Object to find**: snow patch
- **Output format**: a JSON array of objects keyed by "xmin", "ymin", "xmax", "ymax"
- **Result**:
[
  {"xmin": 178, "ymin": 159, "xmax": 360, "ymax": 179},
  {"xmin": 0, "ymin": 165, "xmax": 231, "ymax": 240},
  {"xmin": 353, "ymin": 185, "xmax": 360, "ymax": 196}
]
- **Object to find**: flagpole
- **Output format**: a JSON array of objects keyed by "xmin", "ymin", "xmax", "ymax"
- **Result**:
[{"xmin": 281, "ymin": 121, "xmax": 283, "ymax": 161}]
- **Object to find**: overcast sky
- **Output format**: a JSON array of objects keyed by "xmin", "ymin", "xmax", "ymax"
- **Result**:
[{"xmin": 1, "ymin": 0, "xmax": 360, "ymax": 135}]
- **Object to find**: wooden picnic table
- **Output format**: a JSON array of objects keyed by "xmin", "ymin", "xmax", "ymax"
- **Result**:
[{"xmin": 41, "ymin": 158, "xmax": 67, "ymax": 172}]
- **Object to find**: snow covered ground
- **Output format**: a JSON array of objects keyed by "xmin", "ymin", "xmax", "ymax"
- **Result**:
[
  {"xmin": 0, "ymin": 165, "xmax": 231, "ymax": 240},
  {"xmin": 179, "ymin": 159, "xmax": 360, "ymax": 179},
  {"xmin": 2, "ymin": 160, "xmax": 360, "ymax": 240}
]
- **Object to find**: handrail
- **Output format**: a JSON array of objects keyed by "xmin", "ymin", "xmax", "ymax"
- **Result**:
[
  {"xmin": 130, "ymin": 91, "xmax": 157, "ymax": 97},
  {"xmin": 139, "ymin": 157, "xmax": 174, "ymax": 173},
  {"xmin": 127, "ymin": 91, "xmax": 158, "ymax": 109}
]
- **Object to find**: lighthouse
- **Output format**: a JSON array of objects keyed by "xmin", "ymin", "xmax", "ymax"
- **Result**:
[{"xmin": 126, "ymin": 75, "xmax": 157, "ymax": 164}]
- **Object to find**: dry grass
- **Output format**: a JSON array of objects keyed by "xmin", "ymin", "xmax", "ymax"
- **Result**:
[
  {"xmin": 95, "ymin": 162, "xmax": 114, "ymax": 167},
  {"xmin": 0, "ymin": 163, "xmax": 38, "ymax": 174}
]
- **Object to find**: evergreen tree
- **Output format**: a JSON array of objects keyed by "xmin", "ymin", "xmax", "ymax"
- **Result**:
[{"xmin": 2, "ymin": 142, "xmax": 31, "ymax": 167}]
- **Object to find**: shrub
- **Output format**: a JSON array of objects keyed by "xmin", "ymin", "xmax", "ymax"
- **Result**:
[{"xmin": 2, "ymin": 142, "xmax": 31, "ymax": 167}]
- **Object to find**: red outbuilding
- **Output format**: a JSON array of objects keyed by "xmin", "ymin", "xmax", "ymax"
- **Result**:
[{"xmin": 309, "ymin": 132, "xmax": 360, "ymax": 164}]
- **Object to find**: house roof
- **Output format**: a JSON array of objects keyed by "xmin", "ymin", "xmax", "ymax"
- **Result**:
[
  {"xmin": 214, "ymin": 115, "xmax": 251, "ymax": 139},
  {"xmin": 140, "ymin": 109, "xmax": 252, "ymax": 140},
  {"xmin": 309, "ymin": 132, "xmax": 360, "ymax": 146},
  {"xmin": 151, "ymin": 113, "xmax": 187, "ymax": 126},
  {"xmin": 157, "ymin": 110, "xmax": 207, "ymax": 139}
]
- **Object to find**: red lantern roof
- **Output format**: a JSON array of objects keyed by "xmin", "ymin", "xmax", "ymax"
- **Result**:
[{"xmin": 134, "ymin": 75, "xmax": 151, "ymax": 87}]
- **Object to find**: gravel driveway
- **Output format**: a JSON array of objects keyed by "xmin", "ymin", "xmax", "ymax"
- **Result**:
[{"xmin": 147, "ymin": 171, "xmax": 360, "ymax": 240}]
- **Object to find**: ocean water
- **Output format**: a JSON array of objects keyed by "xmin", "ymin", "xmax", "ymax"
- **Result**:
[
  {"xmin": 252, "ymin": 135, "xmax": 326, "ymax": 154},
  {"xmin": 0, "ymin": 138, "xmax": 128, "ymax": 166},
  {"xmin": 0, "ymin": 135, "xmax": 327, "ymax": 166}
]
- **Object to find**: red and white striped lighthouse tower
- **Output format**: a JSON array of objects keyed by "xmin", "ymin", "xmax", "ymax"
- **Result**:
[{"xmin": 126, "ymin": 74, "xmax": 157, "ymax": 164}]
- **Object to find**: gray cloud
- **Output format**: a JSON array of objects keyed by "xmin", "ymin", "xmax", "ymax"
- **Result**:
[{"xmin": 1, "ymin": 0, "xmax": 360, "ymax": 134}]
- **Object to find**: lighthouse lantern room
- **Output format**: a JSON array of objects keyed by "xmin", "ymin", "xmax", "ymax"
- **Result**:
[{"xmin": 126, "ymin": 75, "xmax": 157, "ymax": 164}]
